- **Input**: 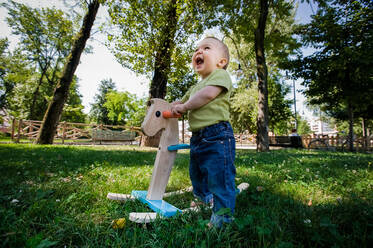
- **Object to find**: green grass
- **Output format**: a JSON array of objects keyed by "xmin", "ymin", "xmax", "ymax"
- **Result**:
[{"xmin": 0, "ymin": 144, "xmax": 372, "ymax": 247}]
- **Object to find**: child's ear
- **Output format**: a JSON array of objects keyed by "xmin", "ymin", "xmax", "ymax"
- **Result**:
[{"xmin": 217, "ymin": 58, "xmax": 228, "ymax": 69}]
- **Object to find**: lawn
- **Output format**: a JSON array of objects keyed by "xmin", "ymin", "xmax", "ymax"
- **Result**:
[{"xmin": 0, "ymin": 143, "xmax": 372, "ymax": 247}]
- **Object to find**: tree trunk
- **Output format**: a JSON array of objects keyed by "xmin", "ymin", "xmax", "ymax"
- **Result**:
[
  {"xmin": 143, "ymin": 0, "xmax": 178, "ymax": 147},
  {"xmin": 36, "ymin": 1, "xmax": 99, "ymax": 144},
  {"xmin": 362, "ymin": 118, "xmax": 367, "ymax": 149},
  {"xmin": 347, "ymin": 102, "xmax": 354, "ymax": 152},
  {"xmin": 255, "ymin": 0, "xmax": 269, "ymax": 152},
  {"xmin": 148, "ymin": 0, "xmax": 177, "ymax": 100}
]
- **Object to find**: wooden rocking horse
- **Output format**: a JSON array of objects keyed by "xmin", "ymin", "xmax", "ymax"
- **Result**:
[
  {"xmin": 107, "ymin": 98, "xmax": 249, "ymax": 223},
  {"xmin": 107, "ymin": 98, "xmax": 191, "ymax": 222}
]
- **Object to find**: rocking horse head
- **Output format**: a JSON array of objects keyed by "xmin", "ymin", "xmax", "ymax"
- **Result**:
[{"xmin": 141, "ymin": 98, "xmax": 177, "ymax": 136}]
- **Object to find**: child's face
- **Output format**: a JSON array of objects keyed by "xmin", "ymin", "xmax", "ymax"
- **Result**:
[{"xmin": 192, "ymin": 38, "xmax": 227, "ymax": 79}]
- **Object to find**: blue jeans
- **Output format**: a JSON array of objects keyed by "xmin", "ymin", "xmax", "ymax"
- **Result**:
[{"xmin": 189, "ymin": 121, "xmax": 236, "ymax": 227}]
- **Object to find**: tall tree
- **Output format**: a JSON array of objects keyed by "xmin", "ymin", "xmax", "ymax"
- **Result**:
[
  {"xmin": 3, "ymin": 1, "xmax": 80, "ymax": 120},
  {"xmin": 255, "ymin": 0, "xmax": 270, "ymax": 151},
  {"xmin": 60, "ymin": 78, "xmax": 87, "ymax": 123},
  {"xmin": 106, "ymin": 0, "xmax": 213, "ymax": 146},
  {"xmin": 230, "ymin": 73, "xmax": 292, "ymax": 135},
  {"xmin": 0, "ymin": 38, "xmax": 31, "ymax": 112},
  {"xmin": 89, "ymin": 78, "xmax": 117, "ymax": 124},
  {"xmin": 0, "ymin": 39, "xmax": 10, "ymax": 109},
  {"xmin": 217, "ymin": 0, "xmax": 299, "ymax": 150},
  {"xmin": 286, "ymin": 0, "xmax": 373, "ymax": 151},
  {"xmin": 166, "ymin": 71, "xmax": 198, "ymax": 142},
  {"xmin": 106, "ymin": 0, "xmax": 211, "ymax": 98},
  {"xmin": 267, "ymin": 76, "xmax": 293, "ymax": 134},
  {"xmin": 36, "ymin": 0, "xmax": 100, "ymax": 144}
]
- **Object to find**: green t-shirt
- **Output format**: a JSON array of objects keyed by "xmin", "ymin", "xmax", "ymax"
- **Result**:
[{"xmin": 181, "ymin": 69, "xmax": 232, "ymax": 131}]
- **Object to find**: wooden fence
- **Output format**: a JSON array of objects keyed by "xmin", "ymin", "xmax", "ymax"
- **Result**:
[
  {"xmin": 8, "ymin": 119, "xmax": 142, "ymax": 144},
  {"xmin": 2, "ymin": 119, "xmax": 372, "ymax": 151},
  {"xmin": 234, "ymin": 133, "xmax": 372, "ymax": 151},
  {"xmin": 302, "ymin": 135, "xmax": 372, "ymax": 151}
]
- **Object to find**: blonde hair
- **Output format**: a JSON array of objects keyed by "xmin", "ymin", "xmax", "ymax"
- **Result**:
[{"xmin": 203, "ymin": 37, "xmax": 230, "ymax": 70}]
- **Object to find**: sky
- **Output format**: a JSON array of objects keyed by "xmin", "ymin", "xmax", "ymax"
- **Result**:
[{"xmin": 0, "ymin": 0, "xmax": 316, "ymax": 118}]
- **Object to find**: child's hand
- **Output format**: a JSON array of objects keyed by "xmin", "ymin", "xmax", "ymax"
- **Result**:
[
  {"xmin": 171, "ymin": 101, "xmax": 182, "ymax": 106},
  {"xmin": 171, "ymin": 104, "xmax": 187, "ymax": 115}
]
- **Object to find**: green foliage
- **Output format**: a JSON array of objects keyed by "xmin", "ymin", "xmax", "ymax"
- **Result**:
[
  {"xmin": 106, "ymin": 0, "xmax": 209, "ymax": 77},
  {"xmin": 230, "ymin": 74, "xmax": 293, "ymax": 135},
  {"xmin": 89, "ymin": 79, "xmax": 116, "ymax": 124},
  {"xmin": 335, "ymin": 118, "xmax": 373, "ymax": 137},
  {"xmin": 214, "ymin": 0, "xmax": 299, "ymax": 135},
  {"xmin": 103, "ymin": 90, "xmax": 146, "ymax": 126},
  {"xmin": 268, "ymin": 76, "xmax": 293, "ymax": 135},
  {"xmin": 287, "ymin": 0, "xmax": 373, "ymax": 122},
  {"xmin": 105, "ymin": 0, "xmax": 217, "ymax": 100},
  {"xmin": 284, "ymin": 0, "xmax": 373, "ymax": 150},
  {"xmin": 60, "ymin": 79, "xmax": 87, "ymax": 123},
  {"xmin": 296, "ymin": 115, "xmax": 312, "ymax": 135},
  {"xmin": 230, "ymin": 85, "xmax": 258, "ymax": 134},
  {"xmin": 1, "ymin": 1, "xmax": 87, "ymax": 121},
  {"xmin": 0, "ymin": 38, "xmax": 32, "ymax": 111},
  {"xmin": 0, "ymin": 144, "xmax": 372, "ymax": 247},
  {"xmin": 166, "ymin": 71, "xmax": 198, "ymax": 103}
]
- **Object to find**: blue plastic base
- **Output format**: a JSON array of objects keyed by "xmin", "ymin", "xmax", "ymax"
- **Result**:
[{"xmin": 131, "ymin": 190, "xmax": 182, "ymax": 217}]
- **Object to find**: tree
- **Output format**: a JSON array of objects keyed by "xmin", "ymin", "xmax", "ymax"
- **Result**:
[
  {"xmin": 60, "ymin": 78, "xmax": 87, "ymax": 123},
  {"xmin": 36, "ymin": 0, "xmax": 100, "ymax": 144},
  {"xmin": 287, "ymin": 0, "xmax": 373, "ymax": 151},
  {"xmin": 89, "ymin": 78, "xmax": 117, "ymax": 124},
  {"xmin": 254, "ymin": 0, "xmax": 270, "ymax": 151},
  {"xmin": 166, "ymin": 71, "xmax": 198, "ymax": 142},
  {"xmin": 295, "ymin": 115, "xmax": 311, "ymax": 135},
  {"xmin": 230, "ymin": 73, "xmax": 292, "ymax": 135},
  {"xmin": 106, "ymin": 0, "xmax": 212, "ymax": 98},
  {"xmin": 3, "ymin": 1, "xmax": 81, "ymax": 120},
  {"xmin": 0, "ymin": 39, "xmax": 11, "ymax": 109},
  {"xmin": 267, "ymin": 76, "xmax": 293, "ymax": 135},
  {"xmin": 106, "ymin": 0, "xmax": 213, "ymax": 146},
  {"xmin": 230, "ymin": 86, "xmax": 258, "ymax": 134},
  {"xmin": 2, "ymin": 1, "xmax": 89, "ymax": 122},
  {"xmin": 0, "ymin": 38, "xmax": 31, "ymax": 112},
  {"xmin": 216, "ymin": 0, "xmax": 299, "ymax": 149},
  {"xmin": 104, "ymin": 90, "xmax": 146, "ymax": 127}
]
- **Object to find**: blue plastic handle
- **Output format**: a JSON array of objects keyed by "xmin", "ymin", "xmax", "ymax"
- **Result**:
[{"xmin": 167, "ymin": 144, "xmax": 191, "ymax": 151}]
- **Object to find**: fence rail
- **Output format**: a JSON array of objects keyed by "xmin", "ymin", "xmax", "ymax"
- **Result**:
[
  {"xmin": 7, "ymin": 119, "xmax": 142, "ymax": 144},
  {"xmin": 302, "ymin": 135, "xmax": 372, "ymax": 151},
  {"xmin": 233, "ymin": 134, "xmax": 372, "ymax": 151},
  {"xmin": 1, "ymin": 119, "xmax": 372, "ymax": 151}
]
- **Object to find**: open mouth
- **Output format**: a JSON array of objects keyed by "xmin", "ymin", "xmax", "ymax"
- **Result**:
[{"xmin": 195, "ymin": 57, "xmax": 204, "ymax": 65}]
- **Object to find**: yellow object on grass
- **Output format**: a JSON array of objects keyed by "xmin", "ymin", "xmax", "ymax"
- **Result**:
[{"xmin": 112, "ymin": 218, "xmax": 126, "ymax": 229}]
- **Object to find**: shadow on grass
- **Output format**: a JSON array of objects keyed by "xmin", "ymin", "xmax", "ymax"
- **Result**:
[
  {"xmin": 231, "ymin": 170, "xmax": 373, "ymax": 248},
  {"xmin": 236, "ymin": 149, "xmax": 371, "ymax": 169},
  {"xmin": 0, "ymin": 143, "xmax": 189, "ymax": 180},
  {"xmin": 0, "ymin": 144, "xmax": 372, "ymax": 247}
]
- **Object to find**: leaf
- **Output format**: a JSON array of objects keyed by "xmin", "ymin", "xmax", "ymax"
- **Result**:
[
  {"xmin": 215, "ymin": 207, "xmax": 232, "ymax": 216},
  {"xmin": 35, "ymin": 189, "xmax": 54, "ymax": 200},
  {"xmin": 235, "ymin": 215, "xmax": 253, "ymax": 230},
  {"xmin": 36, "ymin": 239, "xmax": 58, "ymax": 248},
  {"xmin": 65, "ymin": 193, "xmax": 77, "ymax": 203},
  {"xmin": 257, "ymin": 226, "xmax": 272, "ymax": 236}
]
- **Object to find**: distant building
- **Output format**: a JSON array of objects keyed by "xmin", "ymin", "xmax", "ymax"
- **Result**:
[{"xmin": 307, "ymin": 117, "xmax": 337, "ymax": 135}]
